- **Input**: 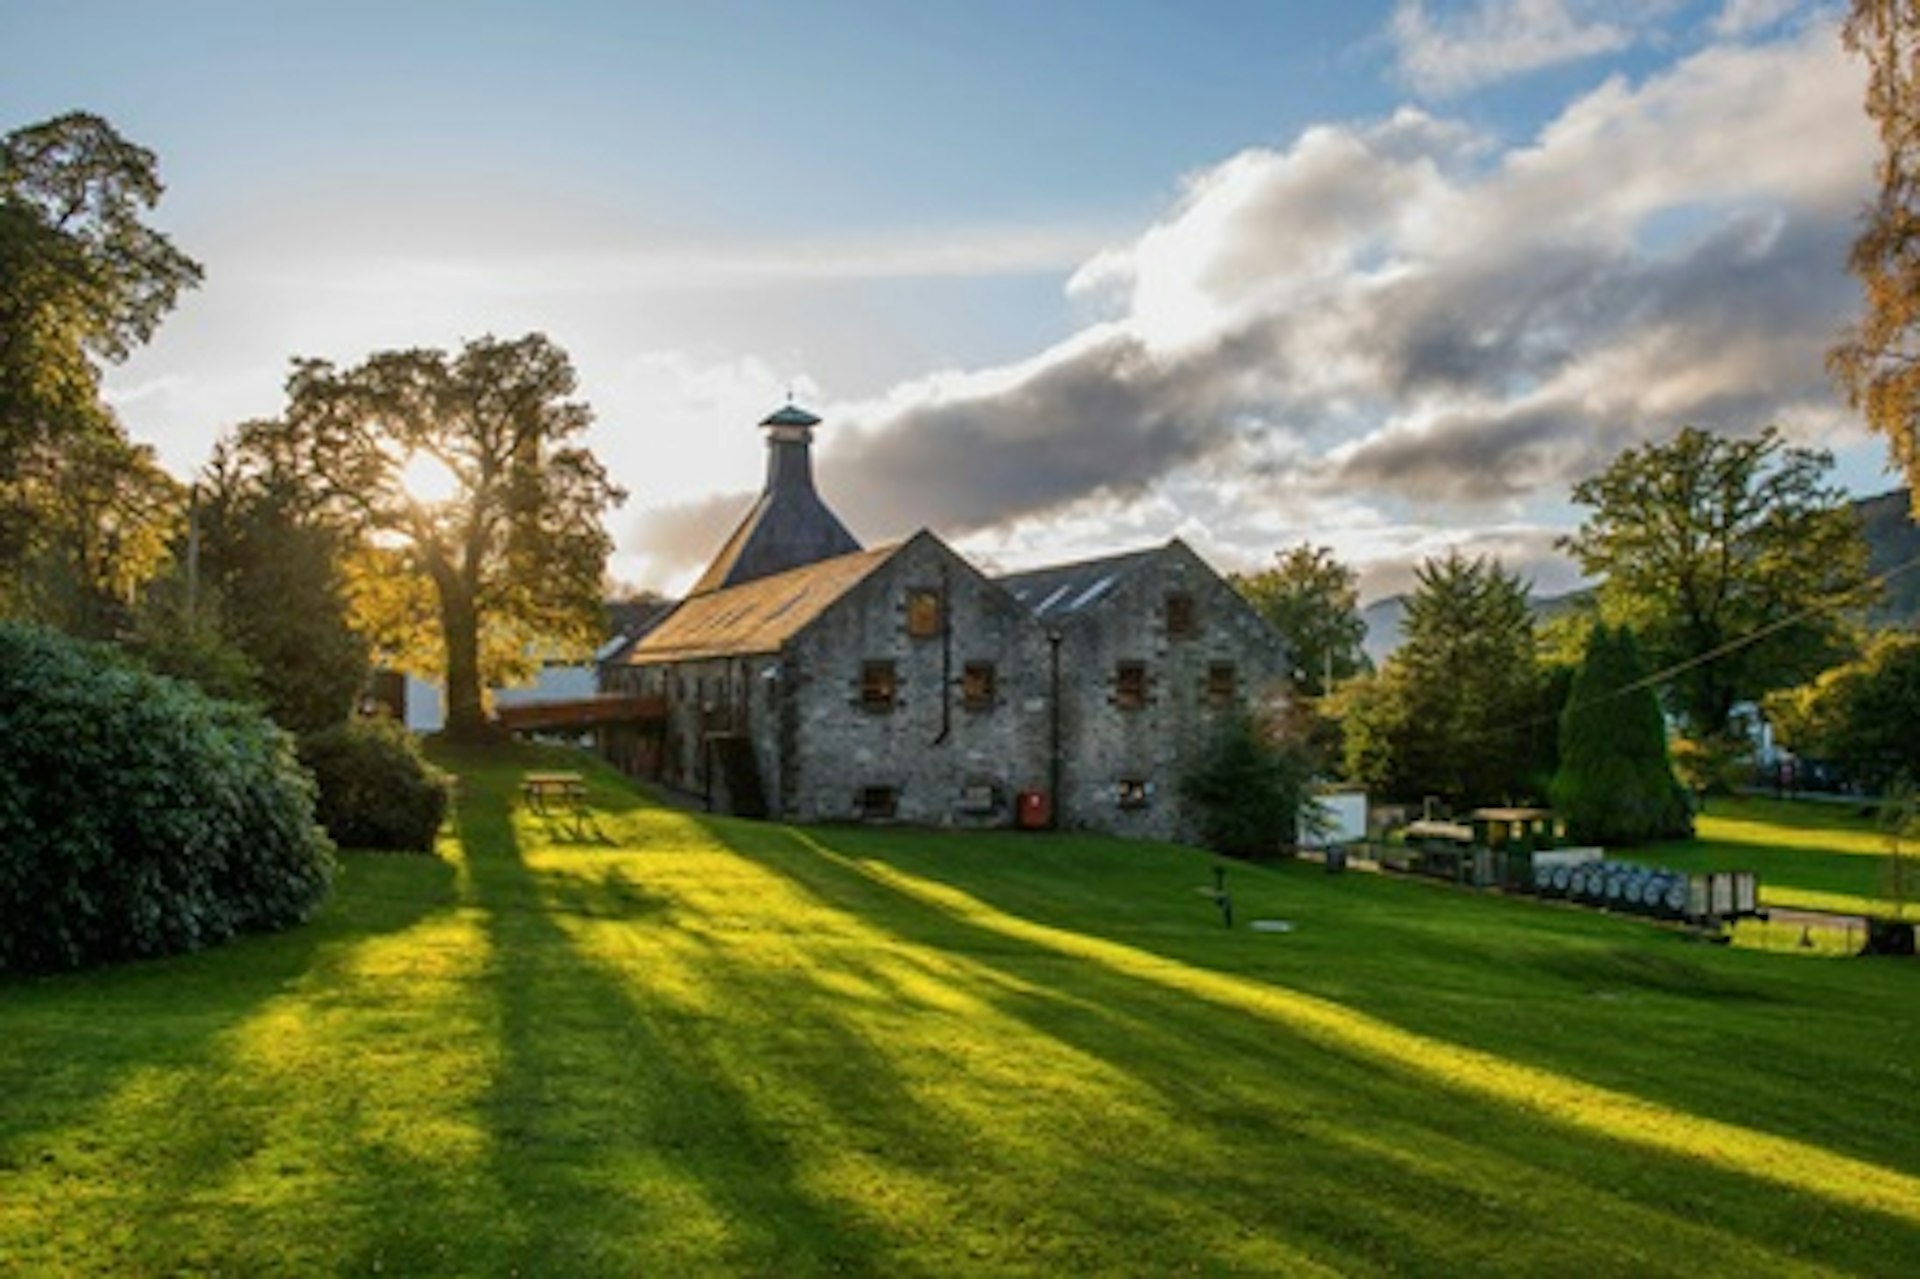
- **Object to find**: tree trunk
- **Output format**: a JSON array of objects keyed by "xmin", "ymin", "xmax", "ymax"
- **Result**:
[{"xmin": 440, "ymin": 585, "xmax": 489, "ymax": 741}]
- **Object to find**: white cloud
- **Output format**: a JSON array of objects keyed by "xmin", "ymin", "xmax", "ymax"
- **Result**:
[
  {"xmin": 1712, "ymin": 0, "xmax": 1802, "ymax": 38},
  {"xmin": 107, "ymin": 17, "xmax": 1869, "ymax": 605},
  {"xmin": 102, "ymin": 197, "xmax": 1106, "ymax": 492},
  {"xmin": 1388, "ymin": 0, "xmax": 1640, "ymax": 97},
  {"xmin": 626, "ymin": 21, "xmax": 1874, "ymax": 597},
  {"xmin": 590, "ymin": 350, "xmax": 825, "ymax": 590}
]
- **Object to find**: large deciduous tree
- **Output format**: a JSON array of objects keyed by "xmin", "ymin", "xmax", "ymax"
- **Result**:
[
  {"xmin": 1831, "ymin": 2, "xmax": 1920, "ymax": 506},
  {"xmin": 1561, "ymin": 425, "xmax": 1872, "ymax": 738},
  {"xmin": 2, "ymin": 428, "xmax": 180, "ymax": 635},
  {"xmin": 1338, "ymin": 551, "xmax": 1545, "ymax": 807},
  {"xmin": 1, "ymin": 111, "xmax": 200, "ymax": 617},
  {"xmin": 256, "ymin": 333, "xmax": 623, "ymax": 740},
  {"xmin": 1232, "ymin": 543, "xmax": 1369, "ymax": 697}
]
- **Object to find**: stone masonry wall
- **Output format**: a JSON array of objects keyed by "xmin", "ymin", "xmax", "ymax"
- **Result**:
[
  {"xmin": 779, "ymin": 532, "xmax": 1052, "ymax": 826},
  {"xmin": 1053, "ymin": 542, "xmax": 1290, "ymax": 843},
  {"xmin": 605, "ymin": 535, "xmax": 1289, "ymax": 847}
]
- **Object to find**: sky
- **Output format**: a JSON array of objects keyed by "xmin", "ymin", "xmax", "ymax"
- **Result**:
[{"xmin": 0, "ymin": 0, "xmax": 1893, "ymax": 601}]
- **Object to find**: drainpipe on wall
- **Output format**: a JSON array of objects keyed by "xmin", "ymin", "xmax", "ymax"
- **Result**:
[
  {"xmin": 1047, "ymin": 627, "xmax": 1063, "ymax": 830},
  {"xmin": 933, "ymin": 566, "xmax": 953, "ymax": 747}
]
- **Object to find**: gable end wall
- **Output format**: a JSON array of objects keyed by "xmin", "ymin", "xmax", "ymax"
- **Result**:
[
  {"xmin": 1053, "ymin": 543, "xmax": 1290, "ymax": 843},
  {"xmin": 780, "ymin": 534, "xmax": 1053, "ymax": 825}
]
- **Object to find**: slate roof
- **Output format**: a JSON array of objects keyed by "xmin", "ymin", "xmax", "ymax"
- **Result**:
[
  {"xmin": 606, "ymin": 596, "xmax": 678, "ymax": 639},
  {"xmin": 995, "ymin": 546, "xmax": 1161, "ymax": 623},
  {"xmin": 689, "ymin": 406, "xmax": 861, "ymax": 596},
  {"xmin": 628, "ymin": 544, "xmax": 898, "ymax": 664},
  {"xmin": 690, "ymin": 487, "xmax": 861, "ymax": 596}
]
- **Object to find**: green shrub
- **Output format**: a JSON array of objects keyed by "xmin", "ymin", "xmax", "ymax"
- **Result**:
[
  {"xmin": 0, "ymin": 622, "xmax": 335, "ymax": 973},
  {"xmin": 298, "ymin": 717, "xmax": 450, "ymax": 853},
  {"xmin": 1181, "ymin": 712, "xmax": 1315, "ymax": 857}
]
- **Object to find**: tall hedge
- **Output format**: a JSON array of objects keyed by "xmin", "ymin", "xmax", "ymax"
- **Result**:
[
  {"xmin": 1549, "ymin": 624, "xmax": 1692, "ymax": 846},
  {"xmin": 0, "ymin": 622, "xmax": 335, "ymax": 973}
]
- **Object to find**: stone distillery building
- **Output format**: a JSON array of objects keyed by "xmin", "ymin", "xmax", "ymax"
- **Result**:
[{"xmin": 601, "ymin": 405, "xmax": 1288, "ymax": 843}]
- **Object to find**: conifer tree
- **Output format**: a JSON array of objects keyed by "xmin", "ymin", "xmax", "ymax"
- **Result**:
[{"xmin": 1550, "ymin": 624, "xmax": 1692, "ymax": 845}]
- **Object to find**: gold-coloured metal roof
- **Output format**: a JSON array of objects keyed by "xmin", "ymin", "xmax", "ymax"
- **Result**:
[{"xmin": 628, "ymin": 544, "xmax": 898, "ymax": 664}]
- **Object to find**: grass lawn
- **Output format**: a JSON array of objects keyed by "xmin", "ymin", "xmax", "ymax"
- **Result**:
[
  {"xmin": 1634, "ymin": 794, "xmax": 1920, "ymax": 922},
  {"xmin": 3, "ymin": 746, "xmax": 1918, "ymax": 1276}
]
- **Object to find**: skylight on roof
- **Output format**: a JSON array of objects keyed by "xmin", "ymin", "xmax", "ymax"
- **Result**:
[
  {"xmin": 1067, "ymin": 574, "xmax": 1118, "ymax": 612},
  {"xmin": 1037, "ymin": 584, "xmax": 1074, "ymax": 614}
]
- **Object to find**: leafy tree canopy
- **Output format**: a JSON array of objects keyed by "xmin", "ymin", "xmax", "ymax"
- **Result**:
[
  {"xmin": 1339, "ymin": 551, "xmax": 1546, "ymax": 807},
  {"xmin": 1764, "ymin": 629, "xmax": 1920, "ymax": 793},
  {"xmin": 1562, "ymin": 425, "xmax": 1872, "ymax": 738},
  {"xmin": 0, "ymin": 111, "xmax": 201, "ymax": 474},
  {"xmin": 1, "ymin": 428, "xmax": 180, "ymax": 633},
  {"xmin": 250, "ymin": 333, "xmax": 625, "ymax": 739},
  {"xmin": 1831, "ymin": 1, "xmax": 1920, "ymax": 506},
  {"xmin": 1232, "ymin": 543, "xmax": 1369, "ymax": 697},
  {"xmin": 189, "ymin": 432, "xmax": 370, "ymax": 732},
  {"xmin": 1, "ymin": 111, "xmax": 199, "ymax": 620}
]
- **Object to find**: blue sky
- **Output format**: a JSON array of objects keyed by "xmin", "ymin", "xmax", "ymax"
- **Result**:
[{"xmin": 0, "ymin": 0, "xmax": 1887, "ymax": 598}]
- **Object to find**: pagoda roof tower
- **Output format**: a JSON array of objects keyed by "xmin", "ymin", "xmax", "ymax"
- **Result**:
[{"xmin": 687, "ymin": 404, "xmax": 862, "ymax": 596}]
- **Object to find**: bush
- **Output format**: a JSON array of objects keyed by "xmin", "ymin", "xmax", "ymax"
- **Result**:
[
  {"xmin": 298, "ymin": 716, "xmax": 450, "ymax": 852},
  {"xmin": 0, "ymin": 622, "xmax": 335, "ymax": 973},
  {"xmin": 1181, "ymin": 712, "xmax": 1315, "ymax": 857}
]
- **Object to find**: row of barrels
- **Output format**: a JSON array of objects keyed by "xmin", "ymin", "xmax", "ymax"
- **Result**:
[{"xmin": 1529, "ymin": 859, "xmax": 1691, "ymax": 918}]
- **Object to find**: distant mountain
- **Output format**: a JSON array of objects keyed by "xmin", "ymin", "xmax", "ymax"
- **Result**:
[
  {"xmin": 1856, "ymin": 489, "xmax": 1920, "ymax": 625},
  {"xmin": 1359, "ymin": 595, "xmax": 1407, "ymax": 667},
  {"xmin": 1359, "ymin": 490, "xmax": 1919, "ymax": 663}
]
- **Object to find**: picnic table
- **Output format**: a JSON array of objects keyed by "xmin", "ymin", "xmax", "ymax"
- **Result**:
[{"xmin": 521, "ymin": 771, "xmax": 588, "ymax": 816}]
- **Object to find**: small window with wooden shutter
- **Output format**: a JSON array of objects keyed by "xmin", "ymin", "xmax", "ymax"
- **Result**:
[
  {"xmin": 860, "ymin": 660, "xmax": 897, "ymax": 711},
  {"xmin": 1207, "ymin": 661, "xmax": 1237, "ymax": 706},
  {"xmin": 962, "ymin": 661, "xmax": 997, "ymax": 711},
  {"xmin": 906, "ymin": 588, "xmax": 944, "ymax": 638},
  {"xmin": 1165, "ymin": 592, "xmax": 1196, "ymax": 638},
  {"xmin": 1114, "ymin": 661, "xmax": 1148, "ymax": 710}
]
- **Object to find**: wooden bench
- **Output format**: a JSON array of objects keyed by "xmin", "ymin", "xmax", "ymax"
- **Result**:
[{"xmin": 521, "ymin": 771, "xmax": 588, "ymax": 816}]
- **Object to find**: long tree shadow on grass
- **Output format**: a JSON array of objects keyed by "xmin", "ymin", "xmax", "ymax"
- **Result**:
[
  {"xmin": 437, "ymin": 762, "xmax": 914, "ymax": 1277},
  {"xmin": 781, "ymin": 821, "xmax": 1920, "ymax": 1182},
  {"xmin": 0, "ymin": 850, "xmax": 462, "ymax": 1272},
  {"xmin": 697, "ymin": 816, "xmax": 1920, "ymax": 1277},
  {"xmin": 405, "ymin": 751, "xmax": 1920, "ymax": 1273}
]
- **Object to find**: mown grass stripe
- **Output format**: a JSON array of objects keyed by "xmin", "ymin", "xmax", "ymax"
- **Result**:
[{"xmin": 790, "ymin": 831, "xmax": 1920, "ymax": 1226}]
